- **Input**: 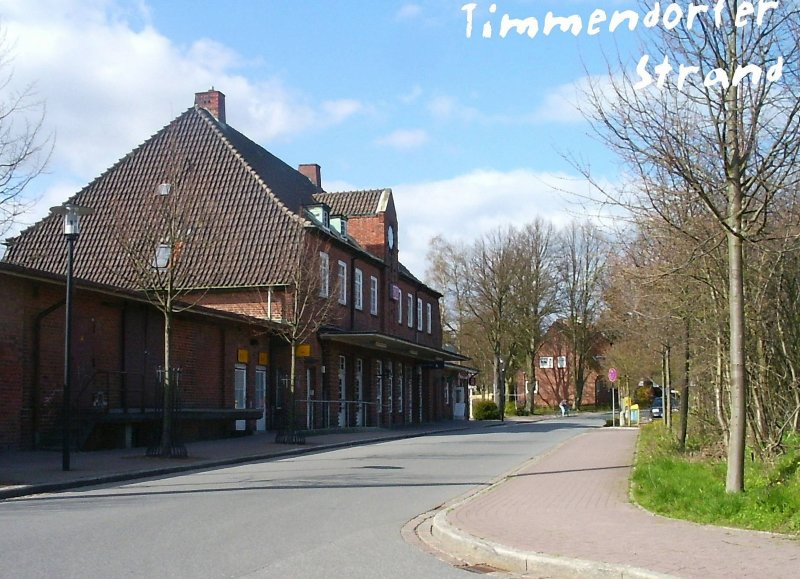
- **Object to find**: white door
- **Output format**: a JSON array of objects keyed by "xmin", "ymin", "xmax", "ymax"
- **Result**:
[
  {"xmin": 255, "ymin": 366, "xmax": 267, "ymax": 432},
  {"xmin": 355, "ymin": 359, "xmax": 364, "ymax": 426},
  {"xmin": 338, "ymin": 355, "xmax": 347, "ymax": 427},
  {"xmin": 235, "ymin": 364, "xmax": 247, "ymax": 431},
  {"xmin": 454, "ymin": 386, "xmax": 466, "ymax": 420},
  {"xmin": 407, "ymin": 374, "xmax": 412, "ymax": 423},
  {"xmin": 417, "ymin": 367, "xmax": 423, "ymax": 423},
  {"xmin": 306, "ymin": 367, "xmax": 315, "ymax": 430}
]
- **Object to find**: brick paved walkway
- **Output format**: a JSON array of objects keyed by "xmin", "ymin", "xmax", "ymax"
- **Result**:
[{"xmin": 442, "ymin": 428, "xmax": 800, "ymax": 578}]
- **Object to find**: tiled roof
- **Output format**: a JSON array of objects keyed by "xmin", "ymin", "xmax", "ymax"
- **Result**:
[
  {"xmin": 313, "ymin": 189, "xmax": 388, "ymax": 217},
  {"xmin": 4, "ymin": 106, "xmax": 317, "ymax": 289}
]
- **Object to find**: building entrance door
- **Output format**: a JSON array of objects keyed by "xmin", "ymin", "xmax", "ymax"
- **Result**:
[
  {"xmin": 338, "ymin": 355, "xmax": 347, "ymax": 427},
  {"xmin": 454, "ymin": 386, "xmax": 466, "ymax": 420},
  {"xmin": 306, "ymin": 367, "xmax": 315, "ymax": 430},
  {"xmin": 235, "ymin": 364, "xmax": 247, "ymax": 431},
  {"xmin": 255, "ymin": 365, "xmax": 267, "ymax": 432},
  {"xmin": 355, "ymin": 359, "xmax": 364, "ymax": 426}
]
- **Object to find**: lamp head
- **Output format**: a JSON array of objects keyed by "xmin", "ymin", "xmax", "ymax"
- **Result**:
[{"xmin": 50, "ymin": 204, "xmax": 94, "ymax": 237}]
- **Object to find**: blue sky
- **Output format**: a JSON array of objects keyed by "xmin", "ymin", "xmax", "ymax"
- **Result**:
[{"xmin": 1, "ymin": 0, "xmax": 640, "ymax": 276}]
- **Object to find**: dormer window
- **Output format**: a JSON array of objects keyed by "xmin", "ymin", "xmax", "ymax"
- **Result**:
[
  {"xmin": 153, "ymin": 243, "xmax": 171, "ymax": 270},
  {"xmin": 330, "ymin": 214, "xmax": 348, "ymax": 237},
  {"xmin": 306, "ymin": 203, "xmax": 331, "ymax": 230}
]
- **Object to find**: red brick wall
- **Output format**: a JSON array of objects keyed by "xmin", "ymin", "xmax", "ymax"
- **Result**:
[
  {"xmin": 0, "ymin": 275, "xmax": 26, "ymax": 448},
  {"xmin": 0, "ymin": 269, "xmax": 280, "ymax": 449},
  {"xmin": 347, "ymin": 214, "xmax": 387, "ymax": 259}
]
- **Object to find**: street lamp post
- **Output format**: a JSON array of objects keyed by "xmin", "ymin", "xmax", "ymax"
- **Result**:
[
  {"xmin": 51, "ymin": 203, "xmax": 93, "ymax": 471},
  {"xmin": 498, "ymin": 356, "xmax": 506, "ymax": 422}
]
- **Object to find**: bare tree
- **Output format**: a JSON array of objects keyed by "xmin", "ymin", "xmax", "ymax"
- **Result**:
[
  {"xmin": 426, "ymin": 228, "xmax": 521, "ymax": 416},
  {"xmin": 579, "ymin": 1, "xmax": 800, "ymax": 492},
  {"xmin": 268, "ymin": 232, "xmax": 342, "ymax": 441},
  {"xmin": 556, "ymin": 221, "xmax": 608, "ymax": 408},
  {"xmin": 0, "ymin": 28, "xmax": 51, "ymax": 237},
  {"xmin": 115, "ymin": 134, "xmax": 207, "ymax": 457},
  {"xmin": 465, "ymin": 227, "xmax": 521, "ymax": 418},
  {"xmin": 510, "ymin": 219, "xmax": 558, "ymax": 412}
]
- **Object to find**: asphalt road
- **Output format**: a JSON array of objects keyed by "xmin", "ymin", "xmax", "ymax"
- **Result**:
[{"xmin": 0, "ymin": 416, "xmax": 604, "ymax": 579}]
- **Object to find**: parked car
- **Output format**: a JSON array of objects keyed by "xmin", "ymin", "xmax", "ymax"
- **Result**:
[{"xmin": 650, "ymin": 396, "xmax": 679, "ymax": 419}]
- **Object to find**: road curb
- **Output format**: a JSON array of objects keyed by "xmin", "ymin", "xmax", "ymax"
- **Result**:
[
  {"xmin": 430, "ymin": 507, "xmax": 674, "ymax": 578},
  {"xmin": 0, "ymin": 425, "xmax": 470, "ymax": 500},
  {"xmin": 412, "ymin": 427, "xmax": 675, "ymax": 579}
]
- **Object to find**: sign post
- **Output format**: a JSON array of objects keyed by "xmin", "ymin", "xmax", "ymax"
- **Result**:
[{"xmin": 608, "ymin": 368, "xmax": 618, "ymax": 426}]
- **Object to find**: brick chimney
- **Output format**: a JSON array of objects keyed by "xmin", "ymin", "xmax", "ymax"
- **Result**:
[
  {"xmin": 194, "ymin": 89, "xmax": 226, "ymax": 123},
  {"xmin": 298, "ymin": 163, "xmax": 321, "ymax": 188}
]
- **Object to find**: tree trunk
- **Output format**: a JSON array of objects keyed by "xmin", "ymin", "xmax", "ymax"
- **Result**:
[
  {"xmin": 289, "ymin": 344, "xmax": 297, "ymax": 430},
  {"xmin": 715, "ymin": 331, "xmax": 729, "ymax": 438},
  {"xmin": 160, "ymin": 309, "xmax": 173, "ymax": 451},
  {"xmin": 665, "ymin": 344, "xmax": 672, "ymax": 430},
  {"xmin": 678, "ymin": 317, "xmax": 690, "ymax": 451},
  {"xmin": 727, "ymin": 227, "xmax": 747, "ymax": 493}
]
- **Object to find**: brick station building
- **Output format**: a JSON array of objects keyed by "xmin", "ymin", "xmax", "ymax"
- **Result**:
[{"xmin": 1, "ymin": 89, "xmax": 469, "ymax": 450}]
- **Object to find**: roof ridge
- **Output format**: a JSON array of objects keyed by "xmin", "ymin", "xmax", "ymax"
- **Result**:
[
  {"xmin": 321, "ymin": 188, "xmax": 389, "ymax": 195},
  {"xmin": 193, "ymin": 106, "xmax": 309, "ymax": 229}
]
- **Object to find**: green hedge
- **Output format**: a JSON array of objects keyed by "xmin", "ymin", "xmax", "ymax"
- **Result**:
[{"xmin": 472, "ymin": 399, "xmax": 500, "ymax": 420}]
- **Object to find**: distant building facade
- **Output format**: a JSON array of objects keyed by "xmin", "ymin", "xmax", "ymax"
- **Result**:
[{"xmin": 511, "ymin": 321, "xmax": 611, "ymax": 410}]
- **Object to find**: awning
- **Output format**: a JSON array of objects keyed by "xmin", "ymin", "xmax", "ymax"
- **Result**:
[{"xmin": 318, "ymin": 330, "xmax": 469, "ymax": 364}]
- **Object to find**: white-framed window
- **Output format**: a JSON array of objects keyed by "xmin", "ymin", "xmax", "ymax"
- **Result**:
[
  {"xmin": 354, "ymin": 268, "xmax": 363, "ymax": 310},
  {"xmin": 557, "ymin": 356, "xmax": 567, "ymax": 369},
  {"xmin": 407, "ymin": 293, "xmax": 413, "ymax": 327},
  {"xmin": 376, "ymin": 360, "xmax": 383, "ymax": 413},
  {"xmin": 426, "ymin": 303, "xmax": 432, "ymax": 334},
  {"xmin": 337, "ymin": 260, "xmax": 347, "ymax": 304},
  {"xmin": 370, "ymin": 276, "xmax": 378, "ymax": 315},
  {"xmin": 154, "ymin": 243, "xmax": 171, "ymax": 270},
  {"xmin": 539, "ymin": 356, "xmax": 554, "ymax": 369},
  {"xmin": 319, "ymin": 251, "xmax": 329, "ymax": 297},
  {"xmin": 416, "ymin": 298, "xmax": 423, "ymax": 331},
  {"xmin": 397, "ymin": 290, "xmax": 403, "ymax": 324}
]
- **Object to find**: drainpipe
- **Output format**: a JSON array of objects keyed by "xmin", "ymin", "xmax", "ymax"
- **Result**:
[
  {"xmin": 349, "ymin": 256, "xmax": 356, "ymax": 329},
  {"xmin": 33, "ymin": 299, "xmax": 66, "ymax": 448}
]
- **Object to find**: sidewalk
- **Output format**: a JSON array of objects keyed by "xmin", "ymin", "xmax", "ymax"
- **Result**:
[
  {"xmin": 0, "ymin": 421, "xmax": 471, "ymax": 500},
  {"xmin": 423, "ymin": 427, "xmax": 800, "ymax": 579}
]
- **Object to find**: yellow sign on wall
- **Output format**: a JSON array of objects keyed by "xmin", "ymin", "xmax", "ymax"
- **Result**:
[
  {"xmin": 237, "ymin": 348, "xmax": 249, "ymax": 363},
  {"xmin": 258, "ymin": 351, "xmax": 269, "ymax": 365},
  {"xmin": 295, "ymin": 344, "xmax": 311, "ymax": 358}
]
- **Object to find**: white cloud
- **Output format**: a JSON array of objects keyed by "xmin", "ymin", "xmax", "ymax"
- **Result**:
[
  {"xmin": 400, "ymin": 85, "xmax": 423, "ymax": 104},
  {"xmin": 0, "ymin": 0, "xmax": 371, "ymax": 247},
  {"xmin": 392, "ymin": 169, "xmax": 602, "ymax": 279},
  {"xmin": 427, "ymin": 95, "xmax": 481, "ymax": 123},
  {"xmin": 529, "ymin": 75, "xmax": 614, "ymax": 123},
  {"xmin": 0, "ymin": 0, "xmax": 363, "ymax": 182},
  {"xmin": 395, "ymin": 4, "xmax": 423, "ymax": 21},
  {"xmin": 376, "ymin": 128, "xmax": 429, "ymax": 150}
]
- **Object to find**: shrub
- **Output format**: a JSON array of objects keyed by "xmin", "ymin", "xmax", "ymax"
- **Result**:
[
  {"xmin": 472, "ymin": 399, "xmax": 500, "ymax": 420},
  {"xmin": 503, "ymin": 401, "xmax": 529, "ymax": 416}
]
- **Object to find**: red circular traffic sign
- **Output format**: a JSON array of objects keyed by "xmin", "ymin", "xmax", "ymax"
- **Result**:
[{"xmin": 607, "ymin": 368, "xmax": 618, "ymax": 382}]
